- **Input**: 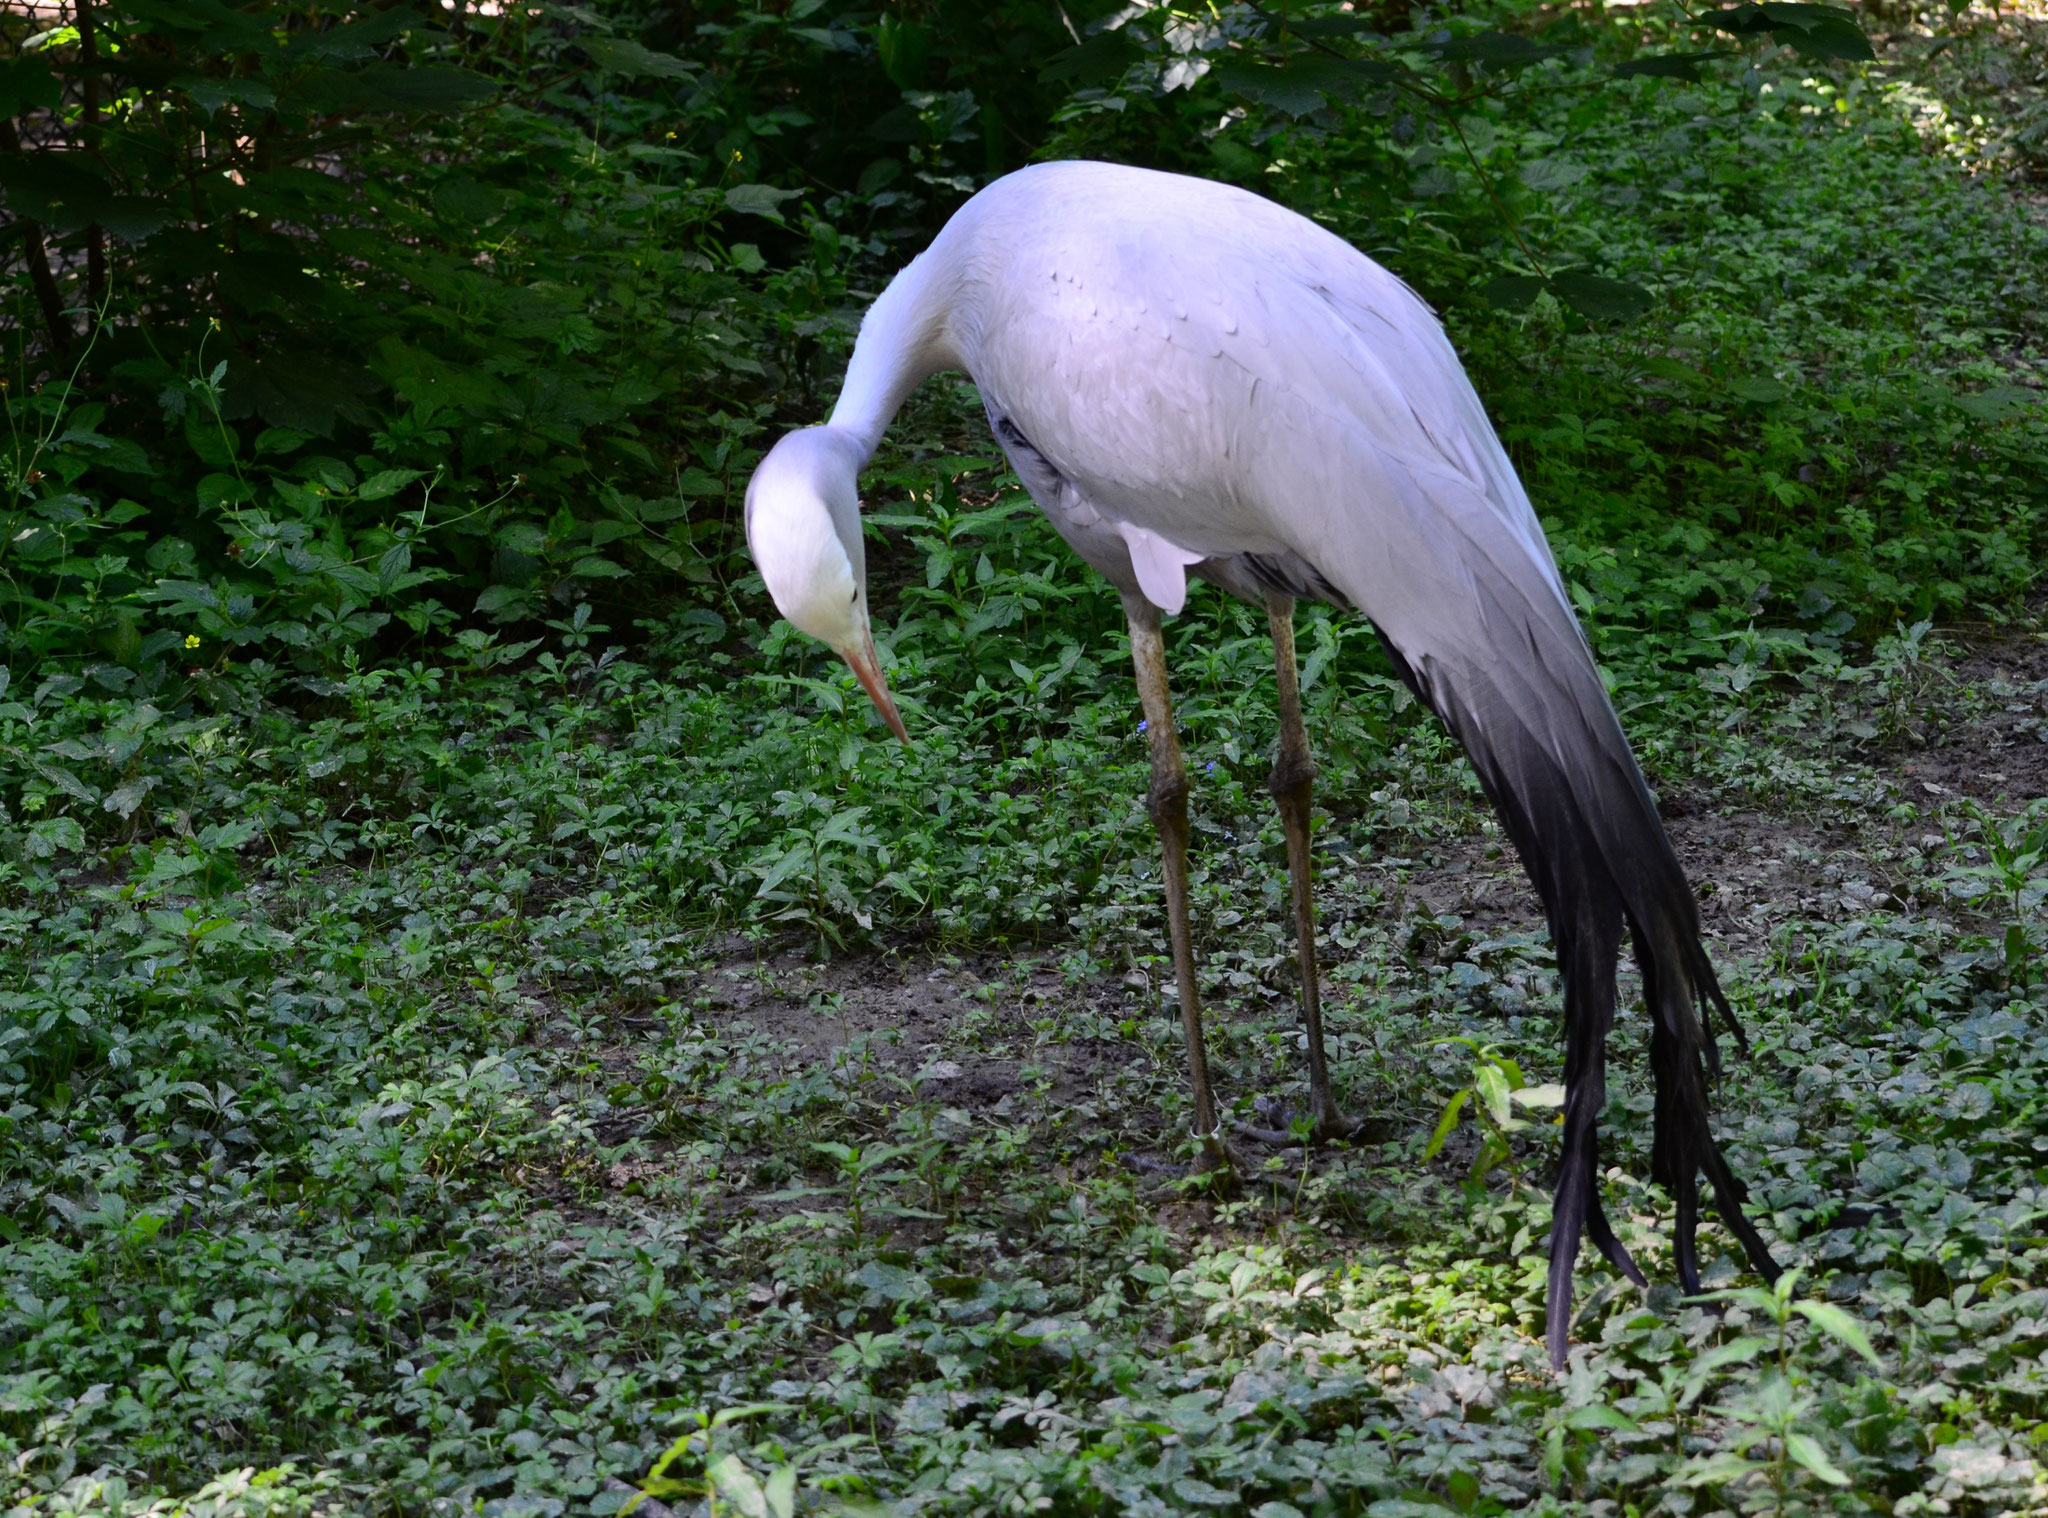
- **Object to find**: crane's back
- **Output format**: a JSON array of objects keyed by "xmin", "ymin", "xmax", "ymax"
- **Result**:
[{"xmin": 925, "ymin": 161, "xmax": 1554, "ymax": 590}]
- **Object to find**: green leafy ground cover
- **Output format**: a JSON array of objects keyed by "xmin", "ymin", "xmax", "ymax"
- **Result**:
[{"xmin": 6, "ymin": 0, "xmax": 2048, "ymax": 1514}]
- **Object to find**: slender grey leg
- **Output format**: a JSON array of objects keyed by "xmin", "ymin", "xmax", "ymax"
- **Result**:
[
  {"xmin": 1245, "ymin": 592, "xmax": 1358, "ymax": 1144},
  {"xmin": 1124, "ymin": 592, "xmax": 1231, "ymax": 1176}
]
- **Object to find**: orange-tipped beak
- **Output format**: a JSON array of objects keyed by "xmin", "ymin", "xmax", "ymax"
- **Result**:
[{"xmin": 841, "ymin": 629, "xmax": 909, "ymax": 743}]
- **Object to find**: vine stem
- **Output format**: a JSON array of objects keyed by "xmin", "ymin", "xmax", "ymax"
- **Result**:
[{"xmin": 1445, "ymin": 114, "xmax": 1550, "ymax": 278}]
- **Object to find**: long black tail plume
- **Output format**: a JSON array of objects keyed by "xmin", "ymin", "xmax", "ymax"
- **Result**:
[{"xmin": 1370, "ymin": 615, "xmax": 1780, "ymax": 1369}]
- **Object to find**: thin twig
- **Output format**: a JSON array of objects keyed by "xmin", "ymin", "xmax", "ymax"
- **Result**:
[
  {"xmin": 0, "ymin": 123, "xmax": 73, "ymax": 349},
  {"xmin": 1445, "ymin": 114, "xmax": 1549, "ymax": 277}
]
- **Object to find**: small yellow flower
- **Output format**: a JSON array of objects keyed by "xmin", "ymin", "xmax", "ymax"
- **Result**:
[{"xmin": 184, "ymin": 634, "xmax": 201, "ymax": 650}]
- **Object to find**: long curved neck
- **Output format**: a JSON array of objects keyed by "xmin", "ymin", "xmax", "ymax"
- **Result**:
[{"xmin": 828, "ymin": 240, "xmax": 964, "ymax": 454}]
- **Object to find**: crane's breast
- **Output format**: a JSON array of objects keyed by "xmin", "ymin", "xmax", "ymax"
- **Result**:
[{"xmin": 962, "ymin": 238, "xmax": 1316, "ymax": 562}]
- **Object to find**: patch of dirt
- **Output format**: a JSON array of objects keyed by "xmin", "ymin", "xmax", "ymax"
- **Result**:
[
  {"xmin": 1329, "ymin": 804, "xmax": 1893, "ymax": 974},
  {"xmin": 583, "ymin": 623, "xmax": 2048, "ymax": 1198},
  {"xmin": 1889, "ymin": 629, "xmax": 2048, "ymax": 807},
  {"xmin": 690, "ymin": 937, "xmax": 1154, "ymax": 1117}
]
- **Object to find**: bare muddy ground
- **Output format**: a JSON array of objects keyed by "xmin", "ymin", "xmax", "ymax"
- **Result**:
[{"xmin": 584, "ymin": 627, "xmax": 2048, "ymax": 1195}]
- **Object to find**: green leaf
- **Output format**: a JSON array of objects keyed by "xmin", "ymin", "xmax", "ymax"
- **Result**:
[
  {"xmin": 0, "ymin": 57, "xmax": 63, "ymax": 118},
  {"xmin": 1210, "ymin": 137, "xmax": 1265, "ymax": 179},
  {"xmin": 1474, "ymin": 1062, "xmax": 1514, "ymax": 1127},
  {"xmin": 296, "ymin": 63, "xmax": 499, "ymax": 114},
  {"xmin": 1730, "ymin": 376, "xmax": 1790, "ymax": 403},
  {"xmin": 579, "ymin": 36, "xmax": 695, "ymax": 78},
  {"xmin": 1423, "ymin": 1089, "xmax": 1469, "ymax": 1159},
  {"xmin": 1210, "ymin": 55, "xmax": 1402, "ymax": 115},
  {"xmin": 852, "ymin": 1260, "xmax": 925, "ymax": 1300},
  {"xmin": 1758, "ymin": 0, "xmax": 1874, "ymax": 54},
  {"xmin": 1482, "ymin": 274, "xmax": 1546, "ymax": 310},
  {"xmin": 1697, "ymin": 1285, "xmax": 1782, "ymax": 1312},
  {"xmin": 1698, "ymin": 3, "xmax": 1873, "ymax": 58},
  {"xmin": 173, "ymin": 75, "xmax": 277, "ymax": 114},
  {"xmin": 1676, "ymin": 1450, "xmax": 1766, "ymax": 1487},
  {"xmin": 254, "ymin": 428, "xmax": 311, "ymax": 457},
  {"xmin": 367, "ymin": 65, "xmax": 500, "ymax": 112},
  {"xmin": 1640, "ymin": 356, "xmax": 1705, "ymax": 388},
  {"xmin": 1613, "ymin": 51, "xmax": 1731, "ymax": 80},
  {"xmin": 223, "ymin": 355, "xmax": 379, "ymax": 435},
  {"xmin": 764, "ymin": 1465, "xmax": 796, "ymax": 1518},
  {"xmin": 433, "ymin": 176, "xmax": 513, "ymax": 225},
  {"xmin": 1564, "ymin": 1402, "xmax": 1640, "ymax": 1433},
  {"xmin": 876, "ymin": 14, "xmax": 931, "ymax": 88},
  {"xmin": 724, "ymin": 183, "xmax": 805, "ymax": 222},
  {"xmin": 1953, "ymin": 385, "xmax": 2039, "ymax": 421},
  {"xmin": 1681, "ymin": 1335, "xmax": 1767, "ymax": 1403},
  {"xmin": 1039, "ymin": 29, "xmax": 1144, "ymax": 85},
  {"xmin": 1520, "ymin": 157, "xmax": 1590, "ymax": 191},
  {"xmin": 1549, "ymin": 270, "xmax": 1653, "ymax": 323},
  {"xmin": 1784, "ymin": 1431, "xmax": 1852, "ymax": 1485},
  {"xmin": 1792, "ymin": 1300, "xmax": 1881, "ymax": 1365},
  {"xmin": 1429, "ymin": 31, "xmax": 1571, "ymax": 69},
  {"xmin": 358, "ymin": 468, "xmax": 424, "ymax": 502},
  {"xmin": 707, "ymin": 1455, "xmax": 770, "ymax": 1518}
]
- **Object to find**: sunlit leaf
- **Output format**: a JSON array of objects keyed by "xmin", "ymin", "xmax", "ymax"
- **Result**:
[
  {"xmin": 1474, "ymin": 1062, "xmax": 1514, "ymax": 1126},
  {"xmin": 1793, "ymin": 1300, "xmax": 1881, "ymax": 1365},
  {"xmin": 1423, "ymin": 1089, "xmax": 1469, "ymax": 1159},
  {"xmin": 1785, "ymin": 1431, "xmax": 1852, "ymax": 1485}
]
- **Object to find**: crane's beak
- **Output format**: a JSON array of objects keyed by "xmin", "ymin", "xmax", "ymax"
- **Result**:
[{"xmin": 840, "ymin": 628, "xmax": 909, "ymax": 743}]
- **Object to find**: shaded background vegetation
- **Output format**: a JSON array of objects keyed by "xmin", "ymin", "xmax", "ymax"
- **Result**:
[{"xmin": 4, "ymin": 0, "xmax": 2048, "ymax": 1514}]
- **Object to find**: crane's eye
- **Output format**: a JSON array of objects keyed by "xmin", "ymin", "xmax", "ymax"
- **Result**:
[{"xmin": 849, "ymin": 586, "xmax": 859, "ymax": 605}]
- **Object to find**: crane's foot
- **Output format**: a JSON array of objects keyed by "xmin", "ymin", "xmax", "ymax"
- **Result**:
[
  {"xmin": 1119, "ymin": 1128, "xmax": 1242, "ymax": 1194},
  {"xmin": 1234, "ymin": 1093, "xmax": 1363, "ymax": 1148},
  {"xmin": 1193, "ymin": 1125, "xmax": 1242, "ymax": 1192}
]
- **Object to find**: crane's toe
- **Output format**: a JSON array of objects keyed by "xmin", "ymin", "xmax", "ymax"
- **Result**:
[
  {"xmin": 1119, "ymin": 1130, "xmax": 1243, "ymax": 1193},
  {"xmin": 1234, "ymin": 1093, "xmax": 1366, "ymax": 1147}
]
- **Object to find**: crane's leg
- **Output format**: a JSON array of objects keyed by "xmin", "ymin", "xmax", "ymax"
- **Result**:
[
  {"xmin": 1241, "ymin": 592, "xmax": 1360, "ymax": 1146},
  {"xmin": 1123, "ymin": 592, "xmax": 1232, "ymax": 1177}
]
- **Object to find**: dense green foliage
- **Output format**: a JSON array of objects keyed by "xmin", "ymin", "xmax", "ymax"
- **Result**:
[{"xmin": 3, "ymin": 0, "xmax": 2048, "ymax": 1514}]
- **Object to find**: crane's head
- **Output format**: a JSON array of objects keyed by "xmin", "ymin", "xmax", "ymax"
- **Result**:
[{"xmin": 744, "ymin": 426, "xmax": 908, "ymax": 742}]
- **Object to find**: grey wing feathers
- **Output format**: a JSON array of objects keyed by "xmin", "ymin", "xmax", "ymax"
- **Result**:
[{"xmin": 1330, "ymin": 448, "xmax": 1780, "ymax": 1365}]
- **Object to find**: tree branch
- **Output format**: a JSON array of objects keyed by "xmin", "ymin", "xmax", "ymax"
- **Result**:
[
  {"xmin": 0, "ymin": 121, "xmax": 74, "ymax": 350},
  {"xmin": 75, "ymin": 0, "xmax": 105, "ymax": 318}
]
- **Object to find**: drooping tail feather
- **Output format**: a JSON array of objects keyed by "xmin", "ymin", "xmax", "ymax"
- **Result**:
[{"xmin": 1366, "ymin": 550, "xmax": 1780, "ymax": 1367}]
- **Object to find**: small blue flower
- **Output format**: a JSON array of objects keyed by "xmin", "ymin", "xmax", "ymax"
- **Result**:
[
  {"xmin": 1137, "ymin": 719, "xmax": 1149, "ymax": 733},
  {"xmin": 1205, "ymin": 761, "xmax": 1216, "ymax": 773}
]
